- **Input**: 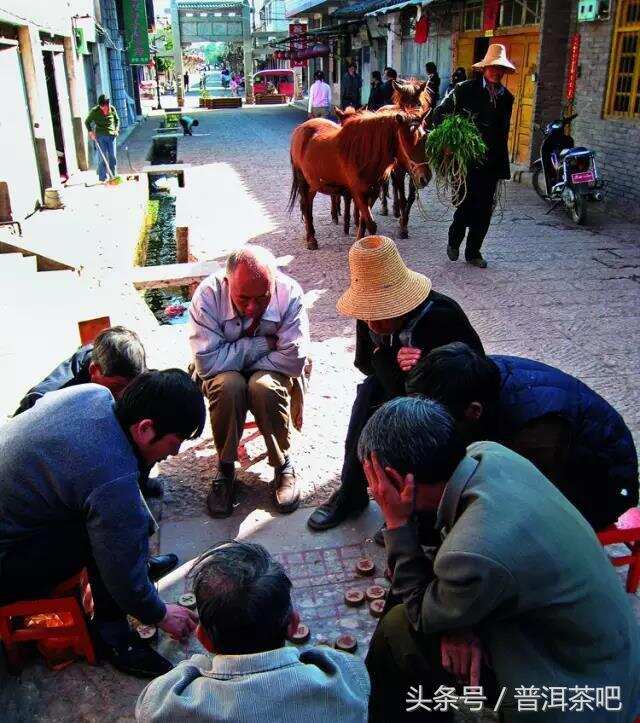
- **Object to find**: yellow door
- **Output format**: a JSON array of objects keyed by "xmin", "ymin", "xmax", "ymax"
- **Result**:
[{"xmin": 457, "ymin": 36, "xmax": 475, "ymax": 78}]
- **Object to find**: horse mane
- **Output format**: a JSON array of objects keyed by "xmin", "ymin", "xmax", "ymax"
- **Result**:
[
  {"xmin": 392, "ymin": 78, "xmax": 431, "ymax": 114},
  {"xmin": 338, "ymin": 111, "xmax": 400, "ymax": 179}
]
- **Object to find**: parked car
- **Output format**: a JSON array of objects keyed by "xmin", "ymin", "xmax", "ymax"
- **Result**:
[{"xmin": 253, "ymin": 70, "xmax": 295, "ymax": 100}]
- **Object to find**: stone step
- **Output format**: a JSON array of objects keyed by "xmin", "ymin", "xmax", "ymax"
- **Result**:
[
  {"xmin": 131, "ymin": 260, "xmax": 218, "ymax": 290},
  {"xmin": 0, "ymin": 252, "xmax": 37, "ymax": 275}
]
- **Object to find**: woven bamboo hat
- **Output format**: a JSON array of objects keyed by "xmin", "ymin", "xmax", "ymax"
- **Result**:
[
  {"xmin": 337, "ymin": 236, "xmax": 431, "ymax": 321},
  {"xmin": 472, "ymin": 44, "xmax": 516, "ymax": 74}
]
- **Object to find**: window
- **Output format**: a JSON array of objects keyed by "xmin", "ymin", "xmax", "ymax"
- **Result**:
[
  {"xmin": 464, "ymin": 0, "xmax": 483, "ymax": 31},
  {"xmin": 606, "ymin": 0, "xmax": 640, "ymax": 118},
  {"xmin": 499, "ymin": 0, "xmax": 541, "ymax": 27}
]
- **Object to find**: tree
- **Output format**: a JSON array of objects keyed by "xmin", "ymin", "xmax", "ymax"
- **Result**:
[{"xmin": 150, "ymin": 24, "xmax": 174, "ymax": 73}]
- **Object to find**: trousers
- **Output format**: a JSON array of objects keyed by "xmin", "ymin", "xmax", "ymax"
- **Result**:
[
  {"xmin": 202, "ymin": 370, "xmax": 294, "ymax": 468},
  {"xmin": 95, "ymin": 134, "xmax": 117, "ymax": 181},
  {"xmin": 448, "ymin": 168, "xmax": 499, "ymax": 260}
]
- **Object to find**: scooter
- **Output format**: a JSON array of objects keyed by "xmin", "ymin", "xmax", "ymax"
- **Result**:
[{"xmin": 532, "ymin": 113, "xmax": 604, "ymax": 225}]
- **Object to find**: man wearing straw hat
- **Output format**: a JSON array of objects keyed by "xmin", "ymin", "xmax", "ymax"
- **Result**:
[
  {"xmin": 308, "ymin": 236, "xmax": 483, "ymax": 533},
  {"xmin": 432, "ymin": 44, "xmax": 515, "ymax": 268}
]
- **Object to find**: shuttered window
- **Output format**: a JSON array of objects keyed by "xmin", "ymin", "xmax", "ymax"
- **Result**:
[{"xmin": 606, "ymin": 0, "xmax": 640, "ymax": 118}]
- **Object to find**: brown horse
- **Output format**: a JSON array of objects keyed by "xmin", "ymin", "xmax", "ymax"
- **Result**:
[{"xmin": 288, "ymin": 110, "xmax": 429, "ymax": 249}]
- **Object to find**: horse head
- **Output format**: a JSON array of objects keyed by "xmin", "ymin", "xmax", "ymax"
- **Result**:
[
  {"xmin": 392, "ymin": 79, "xmax": 430, "ymax": 114},
  {"xmin": 394, "ymin": 111, "xmax": 431, "ymax": 188},
  {"xmin": 335, "ymin": 106, "xmax": 358, "ymax": 125}
]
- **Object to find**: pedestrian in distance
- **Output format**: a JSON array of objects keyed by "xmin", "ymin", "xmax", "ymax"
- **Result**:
[
  {"xmin": 432, "ymin": 44, "xmax": 515, "ymax": 268},
  {"xmin": 85, "ymin": 94, "xmax": 119, "ymax": 182},
  {"xmin": 366, "ymin": 71, "xmax": 387, "ymax": 111},
  {"xmin": 183, "ymin": 71, "xmax": 189, "ymax": 91},
  {"xmin": 341, "ymin": 61, "xmax": 362, "ymax": 110},
  {"xmin": 425, "ymin": 61, "xmax": 441, "ymax": 102},
  {"xmin": 308, "ymin": 70, "xmax": 332, "ymax": 118},
  {"xmin": 382, "ymin": 67, "xmax": 398, "ymax": 106}
]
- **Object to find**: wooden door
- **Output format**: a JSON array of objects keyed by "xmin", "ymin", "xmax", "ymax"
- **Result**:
[{"xmin": 457, "ymin": 36, "xmax": 475, "ymax": 77}]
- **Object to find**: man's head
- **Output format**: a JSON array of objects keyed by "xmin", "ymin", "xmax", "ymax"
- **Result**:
[
  {"xmin": 371, "ymin": 70, "xmax": 382, "ymax": 84},
  {"xmin": 385, "ymin": 67, "xmax": 398, "ymax": 81},
  {"xmin": 89, "ymin": 326, "xmax": 147, "ymax": 398},
  {"xmin": 425, "ymin": 62, "xmax": 437, "ymax": 75},
  {"xmin": 358, "ymin": 396, "xmax": 466, "ymax": 512},
  {"xmin": 314, "ymin": 69, "xmax": 325, "ymax": 82},
  {"xmin": 98, "ymin": 94, "xmax": 110, "ymax": 113},
  {"xmin": 347, "ymin": 62, "xmax": 356, "ymax": 75},
  {"xmin": 190, "ymin": 541, "xmax": 298, "ymax": 655},
  {"xmin": 116, "ymin": 369, "xmax": 205, "ymax": 466},
  {"xmin": 407, "ymin": 342, "xmax": 501, "ymax": 439},
  {"xmin": 226, "ymin": 245, "xmax": 277, "ymax": 320},
  {"xmin": 483, "ymin": 66, "xmax": 506, "ymax": 84}
]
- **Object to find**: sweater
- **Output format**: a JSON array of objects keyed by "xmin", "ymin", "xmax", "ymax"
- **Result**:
[
  {"xmin": 0, "ymin": 385, "xmax": 165, "ymax": 624},
  {"xmin": 85, "ymin": 104, "xmax": 120, "ymax": 136}
]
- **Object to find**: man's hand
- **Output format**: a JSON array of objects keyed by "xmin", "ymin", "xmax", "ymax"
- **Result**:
[
  {"xmin": 158, "ymin": 603, "xmax": 198, "ymax": 642},
  {"xmin": 440, "ymin": 631, "xmax": 484, "ymax": 686},
  {"xmin": 363, "ymin": 453, "xmax": 414, "ymax": 530},
  {"xmin": 88, "ymin": 130, "xmax": 96, "ymax": 141},
  {"xmin": 397, "ymin": 346, "xmax": 422, "ymax": 372},
  {"xmin": 266, "ymin": 335, "xmax": 278, "ymax": 351}
]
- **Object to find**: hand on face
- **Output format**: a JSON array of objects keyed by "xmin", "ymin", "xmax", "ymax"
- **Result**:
[
  {"xmin": 397, "ymin": 346, "xmax": 422, "ymax": 372},
  {"xmin": 363, "ymin": 453, "xmax": 414, "ymax": 530},
  {"xmin": 440, "ymin": 630, "xmax": 485, "ymax": 686}
]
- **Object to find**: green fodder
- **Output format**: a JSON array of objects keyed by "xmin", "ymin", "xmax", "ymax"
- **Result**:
[
  {"xmin": 133, "ymin": 199, "xmax": 160, "ymax": 267},
  {"xmin": 424, "ymin": 115, "xmax": 487, "ymax": 206}
]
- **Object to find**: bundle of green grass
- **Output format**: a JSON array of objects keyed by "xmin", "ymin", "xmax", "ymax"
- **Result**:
[{"xmin": 425, "ymin": 114, "xmax": 487, "ymax": 205}]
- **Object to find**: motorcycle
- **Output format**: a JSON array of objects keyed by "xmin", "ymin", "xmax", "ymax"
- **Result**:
[{"xmin": 532, "ymin": 113, "xmax": 604, "ymax": 225}]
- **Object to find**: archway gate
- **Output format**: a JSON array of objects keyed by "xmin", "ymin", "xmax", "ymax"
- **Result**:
[{"xmin": 170, "ymin": 0, "xmax": 254, "ymax": 105}]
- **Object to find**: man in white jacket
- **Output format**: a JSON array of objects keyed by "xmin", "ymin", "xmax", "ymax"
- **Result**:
[{"xmin": 189, "ymin": 245, "xmax": 310, "ymax": 517}]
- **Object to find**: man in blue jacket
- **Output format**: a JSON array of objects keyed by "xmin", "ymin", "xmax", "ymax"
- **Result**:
[
  {"xmin": 0, "ymin": 370, "xmax": 205, "ymax": 678},
  {"xmin": 407, "ymin": 342, "xmax": 639, "ymax": 530}
]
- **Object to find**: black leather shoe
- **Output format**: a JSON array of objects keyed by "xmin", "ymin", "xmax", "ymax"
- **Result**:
[
  {"xmin": 141, "ymin": 476, "xmax": 164, "ymax": 498},
  {"xmin": 307, "ymin": 489, "xmax": 369, "ymax": 531},
  {"xmin": 373, "ymin": 523, "xmax": 386, "ymax": 547},
  {"xmin": 207, "ymin": 475, "xmax": 235, "ymax": 518},
  {"xmin": 466, "ymin": 255, "xmax": 488, "ymax": 268},
  {"xmin": 100, "ymin": 632, "xmax": 174, "ymax": 679},
  {"xmin": 446, "ymin": 244, "xmax": 459, "ymax": 261},
  {"xmin": 148, "ymin": 554, "xmax": 179, "ymax": 582}
]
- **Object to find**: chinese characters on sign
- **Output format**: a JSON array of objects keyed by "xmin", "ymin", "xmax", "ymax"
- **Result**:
[
  {"xmin": 566, "ymin": 33, "xmax": 581, "ymax": 102},
  {"xmin": 124, "ymin": 0, "xmax": 151, "ymax": 65},
  {"xmin": 289, "ymin": 23, "xmax": 307, "ymax": 68},
  {"xmin": 405, "ymin": 685, "xmax": 623, "ymax": 713}
]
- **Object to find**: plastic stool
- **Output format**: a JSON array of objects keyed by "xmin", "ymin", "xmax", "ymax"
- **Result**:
[
  {"xmin": 597, "ymin": 507, "xmax": 640, "ymax": 594},
  {"xmin": 0, "ymin": 570, "xmax": 96, "ymax": 671}
]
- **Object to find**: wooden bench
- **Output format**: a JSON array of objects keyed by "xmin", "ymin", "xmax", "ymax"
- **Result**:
[
  {"xmin": 255, "ymin": 93, "xmax": 287, "ymax": 105},
  {"xmin": 208, "ymin": 97, "xmax": 242, "ymax": 109}
]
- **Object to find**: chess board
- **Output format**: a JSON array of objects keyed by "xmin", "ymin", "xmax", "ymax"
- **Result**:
[{"xmin": 275, "ymin": 542, "xmax": 389, "ymax": 656}]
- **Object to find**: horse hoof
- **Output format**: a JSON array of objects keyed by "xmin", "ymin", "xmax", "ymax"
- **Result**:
[
  {"xmin": 306, "ymin": 240, "xmax": 319, "ymax": 250},
  {"xmin": 399, "ymin": 229, "xmax": 409, "ymax": 239}
]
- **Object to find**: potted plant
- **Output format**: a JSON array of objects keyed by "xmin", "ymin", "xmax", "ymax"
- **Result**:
[{"xmin": 200, "ymin": 88, "xmax": 210, "ymax": 108}]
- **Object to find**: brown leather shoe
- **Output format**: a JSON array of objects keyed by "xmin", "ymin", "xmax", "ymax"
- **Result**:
[
  {"xmin": 273, "ymin": 465, "xmax": 300, "ymax": 514},
  {"xmin": 207, "ymin": 475, "xmax": 235, "ymax": 518}
]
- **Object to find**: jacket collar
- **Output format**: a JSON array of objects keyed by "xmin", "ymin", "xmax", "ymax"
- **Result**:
[
  {"xmin": 435, "ymin": 455, "xmax": 480, "ymax": 534},
  {"xmin": 206, "ymin": 646, "xmax": 301, "ymax": 677},
  {"xmin": 219, "ymin": 273, "xmax": 282, "ymax": 324}
]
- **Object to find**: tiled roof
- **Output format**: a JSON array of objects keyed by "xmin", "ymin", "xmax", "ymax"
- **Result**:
[{"xmin": 332, "ymin": 0, "xmax": 395, "ymax": 18}]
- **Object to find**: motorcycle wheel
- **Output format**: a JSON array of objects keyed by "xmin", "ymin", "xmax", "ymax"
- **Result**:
[
  {"xmin": 570, "ymin": 193, "xmax": 587, "ymax": 225},
  {"xmin": 532, "ymin": 166, "xmax": 548, "ymax": 200}
]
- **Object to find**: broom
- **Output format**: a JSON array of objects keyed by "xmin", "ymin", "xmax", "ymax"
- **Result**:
[{"xmin": 94, "ymin": 139, "xmax": 123, "ymax": 186}]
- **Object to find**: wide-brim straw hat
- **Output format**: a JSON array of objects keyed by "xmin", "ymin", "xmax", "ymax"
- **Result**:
[
  {"xmin": 472, "ymin": 44, "xmax": 516, "ymax": 74},
  {"xmin": 337, "ymin": 236, "xmax": 431, "ymax": 321}
]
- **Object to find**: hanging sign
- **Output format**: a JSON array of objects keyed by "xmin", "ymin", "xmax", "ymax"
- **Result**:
[
  {"xmin": 289, "ymin": 23, "xmax": 308, "ymax": 68},
  {"xmin": 124, "ymin": 0, "xmax": 151, "ymax": 64},
  {"xmin": 566, "ymin": 33, "xmax": 581, "ymax": 101}
]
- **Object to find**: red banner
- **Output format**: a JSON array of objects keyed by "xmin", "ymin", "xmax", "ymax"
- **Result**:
[
  {"xmin": 566, "ymin": 33, "xmax": 581, "ymax": 101},
  {"xmin": 483, "ymin": 0, "xmax": 500, "ymax": 31},
  {"xmin": 289, "ymin": 23, "xmax": 308, "ymax": 68}
]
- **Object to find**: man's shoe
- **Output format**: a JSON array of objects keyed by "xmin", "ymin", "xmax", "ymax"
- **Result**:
[
  {"xmin": 466, "ymin": 255, "xmax": 488, "ymax": 268},
  {"xmin": 100, "ymin": 632, "xmax": 173, "ymax": 679},
  {"xmin": 207, "ymin": 468, "xmax": 235, "ymax": 518},
  {"xmin": 307, "ymin": 489, "xmax": 369, "ymax": 531},
  {"xmin": 373, "ymin": 523, "xmax": 387, "ymax": 547},
  {"xmin": 148, "ymin": 554, "xmax": 179, "ymax": 582},
  {"xmin": 446, "ymin": 244, "xmax": 459, "ymax": 261},
  {"xmin": 273, "ymin": 460, "xmax": 300, "ymax": 514},
  {"xmin": 141, "ymin": 476, "xmax": 164, "ymax": 498}
]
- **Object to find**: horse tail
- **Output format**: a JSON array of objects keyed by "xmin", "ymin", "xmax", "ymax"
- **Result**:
[{"xmin": 287, "ymin": 156, "xmax": 300, "ymax": 215}]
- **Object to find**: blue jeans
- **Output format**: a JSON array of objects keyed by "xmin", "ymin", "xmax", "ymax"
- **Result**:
[{"xmin": 96, "ymin": 134, "xmax": 117, "ymax": 181}]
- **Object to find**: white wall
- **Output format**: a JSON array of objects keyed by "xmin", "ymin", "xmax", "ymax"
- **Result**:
[{"xmin": 0, "ymin": 0, "xmax": 95, "ymax": 37}]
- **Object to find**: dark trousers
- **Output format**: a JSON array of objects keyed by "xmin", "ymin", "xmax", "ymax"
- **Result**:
[
  {"xmin": 366, "ymin": 604, "xmax": 498, "ymax": 722},
  {"xmin": 339, "ymin": 375, "xmax": 387, "ymax": 503},
  {"xmin": 448, "ymin": 168, "xmax": 499, "ymax": 260},
  {"xmin": 0, "ymin": 525, "xmax": 129, "ymax": 645}
]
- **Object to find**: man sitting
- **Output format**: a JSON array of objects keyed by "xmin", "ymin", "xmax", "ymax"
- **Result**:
[
  {"xmin": 308, "ymin": 236, "xmax": 483, "ymax": 532},
  {"xmin": 136, "ymin": 541, "xmax": 369, "ymax": 722},
  {"xmin": 14, "ymin": 325, "xmax": 146, "ymax": 415},
  {"xmin": 359, "ymin": 397, "xmax": 640, "ymax": 722},
  {"xmin": 189, "ymin": 245, "xmax": 310, "ymax": 518},
  {"xmin": 0, "ymin": 370, "xmax": 205, "ymax": 678},
  {"xmin": 407, "ymin": 342, "xmax": 638, "ymax": 530}
]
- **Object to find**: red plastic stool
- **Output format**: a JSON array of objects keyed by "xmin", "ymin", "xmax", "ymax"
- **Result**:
[
  {"xmin": 0, "ymin": 570, "xmax": 96, "ymax": 671},
  {"xmin": 597, "ymin": 507, "xmax": 640, "ymax": 594}
]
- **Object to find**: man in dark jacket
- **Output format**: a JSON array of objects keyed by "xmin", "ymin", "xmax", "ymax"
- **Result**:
[
  {"xmin": 367, "ymin": 71, "xmax": 387, "ymax": 111},
  {"xmin": 432, "ymin": 44, "xmax": 515, "ymax": 268},
  {"xmin": 307, "ymin": 237, "xmax": 483, "ymax": 532},
  {"xmin": 0, "ymin": 370, "xmax": 205, "ymax": 678},
  {"xmin": 340, "ymin": 62, "xmax": 362, "ymax": 109},
  {"xmin": 382, "ymin": 67, "xmax": 398, "ymax": 106},
  {"xmin": 408, "ymin": 342, "xmax": 639, "ymax": 530},
  {"xmin": 14, "ymin": 326, "xmax": 146, "ymax": 416}
]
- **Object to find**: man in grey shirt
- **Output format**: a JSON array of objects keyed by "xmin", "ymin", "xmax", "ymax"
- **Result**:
[
  {"xmin": 136, "ymin": 541, "xmax": 369, "ymax": 722},
  {"xmin": 0, "ymin": 370, "xmax": 205, "ymax": 678}
]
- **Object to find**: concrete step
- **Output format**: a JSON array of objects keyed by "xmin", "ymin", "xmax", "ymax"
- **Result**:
[
  {"xmin": 0, "ymin": 252, "xmax": 37, "ymax": 275},
  {"xmin": 131, "ymin": 260, "xmax": 218, "ymax": 290}
]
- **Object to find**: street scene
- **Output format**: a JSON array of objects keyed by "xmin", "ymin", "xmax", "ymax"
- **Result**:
[{"xmin": 1, "ymin": 0, "xmax": 640, "ymax": 722}]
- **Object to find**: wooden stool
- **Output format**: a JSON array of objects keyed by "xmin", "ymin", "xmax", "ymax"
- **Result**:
[
  {"xmin": 0, "ymin": 570, "xmax": 96, "ymax": 672},
  {"xmin": 597, "ymin": 507, "xmax": 640, "ymax": 594}
]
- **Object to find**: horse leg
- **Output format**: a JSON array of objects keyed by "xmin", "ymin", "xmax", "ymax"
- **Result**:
[
  {"xmin": 392, "ymin": 174, "xmax": 401, "ymax": 218},
  {"xmin": 331, "ymin": 194, "xmax": 341, "ymax": 225},
  {"xmin": 379, "ymin": 180, "xmax": 389, "ymax": 216},
  {"xmin": 299, "ymin": 186, "xmax": 318, "ymax": 250},
  {"xmin": 343, "ymin": 193, "xmax": 351, "ymax": 236},
  {"xmin": 354, "ymin": 194, "xmax": 377, "ymax": 240},
  {"xmin": 396, "ymin": 175, "xmax": 409, "ymax": 239},
  {"xmin": 401, "ymin": 180, "xmax": 416, "ymax": 239}
]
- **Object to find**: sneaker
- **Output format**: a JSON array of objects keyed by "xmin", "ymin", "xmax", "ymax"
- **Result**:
[
  {"xmin": 307, "ymin": 489, "xmax": 369, "ymax": 531},
  {"xmin": 446, "ymin": 245, "xmax": 459, "ymax": 261},
  {"xmin": 466, "ymin": 256, "xmax": 488, "ymax": 268},
  {"xmin": 207, "ymin": 467, "xmax": 235, "ymax": 518},
  {"xmin": 100, "ymin": 632, "xmax": 173, "ymax": 679}
]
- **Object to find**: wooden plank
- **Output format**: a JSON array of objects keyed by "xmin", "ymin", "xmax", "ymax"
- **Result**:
[
  {"xmin": 131, "ymin": 260, "xmax": 218, "ymax": 290},
  {"xmin": 142, "ymin": 164, "xmax": 189, "ymax": 175}
]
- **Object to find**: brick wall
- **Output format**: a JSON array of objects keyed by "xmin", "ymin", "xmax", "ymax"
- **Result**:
[{"xmin": 571, "ymin": 1, "xmax": 640, "ymax": 215}]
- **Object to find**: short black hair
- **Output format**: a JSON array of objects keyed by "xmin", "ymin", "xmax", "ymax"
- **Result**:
[
  {"xmin": 371, "ymin": 70, "xmax": 382, "ymax": 82},
  {"xmin": 116, "ymin": 369, "xmax": 205, "ymax": 440},
  {"xmin": 98, "ymin": 94, "xmax": 110, "ymax": 106},
  {"xmin": 407, "ymin": 342, "xmax": 501, "ymax": 418},
  {"xmin": 358, "ymin": 397, "xmax": 466, "ymax": 485},
  {"xmin": 93, "ymin": 326, "xmax": 146, "ymax": 379},
  {"xmin": 425, "ymin": 62, "xmax": 438, "ymax": 74},
  {"xmin": 190, "ymin": 541, "xmax": 292, "ymax": 654},
  {"xmin": 314, "ymin": 70, "xmax": 325, "ymax": 81},
  {"xmin": 385, "ymin": 67, "xmax": 398, "ymax": 79}
]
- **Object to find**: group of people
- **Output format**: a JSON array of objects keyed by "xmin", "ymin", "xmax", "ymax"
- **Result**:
[{"xmin": 1, "ymin": 231, "xmax": 639, "ymax": 719}]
